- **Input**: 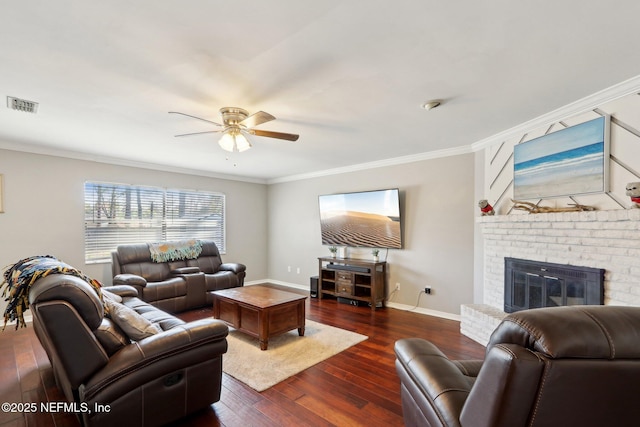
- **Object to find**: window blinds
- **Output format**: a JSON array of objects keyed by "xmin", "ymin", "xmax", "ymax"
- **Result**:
[{"xmin": 84, "ymin": 182, "xmax": 225, "ymax": 263}]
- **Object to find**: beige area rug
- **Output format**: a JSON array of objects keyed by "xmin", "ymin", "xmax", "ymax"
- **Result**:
[{"xmin": 222, "ymin": 320, "xmax": 368, "ymax": 392}]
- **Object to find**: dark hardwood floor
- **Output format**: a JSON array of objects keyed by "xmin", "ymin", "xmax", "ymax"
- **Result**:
[{"xmin": 0, "ymin": 284, "xmax": 485, "ymax": 427}]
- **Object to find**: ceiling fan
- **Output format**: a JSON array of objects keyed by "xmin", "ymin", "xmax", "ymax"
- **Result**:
[{"xmin": 169, "ymin": 107, "xmax": 299, "ymax": 153}]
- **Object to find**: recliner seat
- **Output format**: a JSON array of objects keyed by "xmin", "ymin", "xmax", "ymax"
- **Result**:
[
  {"xmin": 395, "ymin": 305, "xmax": 640, "ymax": 427},
  {"xmin": 29, "ymin": 273, "xmax": 229, "ymax": 427}
]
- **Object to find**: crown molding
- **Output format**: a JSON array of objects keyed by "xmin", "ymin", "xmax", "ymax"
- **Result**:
[
  {"xmin": 0, "ymin": 141, "xmax": 268, "ymax": 184},
  {"xmin": 268, "ymin": 145, "xmax": 472, "ymax": 184},
  {"xmin": 4, "ymin": 75, "xmax": 639, "ymax": 185},
  {"xmin": 471, "ymin": 74, "xmax": 640, "ymax": 151}
]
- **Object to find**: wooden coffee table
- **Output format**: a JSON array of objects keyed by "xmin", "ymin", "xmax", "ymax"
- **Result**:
[{"xmin": 211, "ymin": 285, "xmax": 307, "ymax": 350}]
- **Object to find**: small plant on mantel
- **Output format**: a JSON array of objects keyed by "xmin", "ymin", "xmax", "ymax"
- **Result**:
[
  {"xmin": 372, "ymin": 248, "xmax": 380, "ymax": 262},
  {"xmin": 328, "ymin": 246, "xmax": 338, "ymax": 258}
]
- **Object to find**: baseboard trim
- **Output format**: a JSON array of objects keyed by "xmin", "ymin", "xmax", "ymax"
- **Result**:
[
  {"xmin": 257, "ymin": 279, "xmax": 461, "ymax": 322},
  {"xmin": 385, "ymin": 302, "xmax": 461, "ymax": 321}
]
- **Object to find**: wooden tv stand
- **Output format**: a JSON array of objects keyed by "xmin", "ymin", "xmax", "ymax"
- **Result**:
[{"xmin": 318, "ymin": 257, "xmax": 387, "ymax": 311}]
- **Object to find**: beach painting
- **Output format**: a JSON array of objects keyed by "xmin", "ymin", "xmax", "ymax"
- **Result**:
[{"xmin": 514, "ymin": 116, "xmax": 609, "ymax": 199}]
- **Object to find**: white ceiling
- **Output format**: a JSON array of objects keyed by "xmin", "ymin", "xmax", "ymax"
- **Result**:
[{"xmin": 2, "ymin": 1, "xmax": 640, "ymax": 183}]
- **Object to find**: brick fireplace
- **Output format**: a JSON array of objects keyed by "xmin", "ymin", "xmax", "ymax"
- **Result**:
[{"xmin": 461, "ymin": 209, "xmax": 640, "ymax": 346}]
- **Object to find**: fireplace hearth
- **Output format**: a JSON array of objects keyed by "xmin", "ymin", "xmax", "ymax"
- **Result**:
[{"xmin": 504, "ymin": 258, "xmax": 605, "ymax": 313}]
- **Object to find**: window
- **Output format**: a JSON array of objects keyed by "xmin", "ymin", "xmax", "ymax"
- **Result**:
[{"xmin": 84, "ymin": 182, "xmax": 225, "ymax": 263}]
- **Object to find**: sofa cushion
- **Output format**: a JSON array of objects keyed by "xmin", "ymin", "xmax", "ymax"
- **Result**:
[
  {"xmin": 186, "ymin": 240, "xmax": 223, "ymax": 273},
  {"xmin": 104, "ymin": 299, "xmax": 162, "ymax": 340},
  {"xmin": 123, "ymin": 297, "xmax": 186, "ymax": 330},
  {"xmin": 140, "ymin": 277, "xmax": 187, "ymax": 302},
  {"xmin": 203, "ymin": 270, "xmax": 239, "ymax": 291},
  {"xmin": 101, "ymin": 289, "xmax": 123, "ymax": 303},
  {"xmin": 94, "ymin": 317, "xmax": 130, "ymax": 356}
]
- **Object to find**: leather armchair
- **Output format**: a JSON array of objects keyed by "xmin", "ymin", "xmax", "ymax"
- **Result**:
[
  {"xmin": 395, "ymin": 305, "xmax": 640, "ymax": 427},
  {"xmin": 29, "ymin": 273, "xmax": 229, "ymax": 427}
]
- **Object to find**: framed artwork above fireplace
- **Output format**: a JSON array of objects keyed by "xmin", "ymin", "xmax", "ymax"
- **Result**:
[{"xmin": 513, "ymin": 116, "xmax": 610, "ymax": 200}]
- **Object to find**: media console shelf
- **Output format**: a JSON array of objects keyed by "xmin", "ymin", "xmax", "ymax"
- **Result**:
[{"xmin": 318, "ymin": 257, "xmax": 387, "ymax": 311}]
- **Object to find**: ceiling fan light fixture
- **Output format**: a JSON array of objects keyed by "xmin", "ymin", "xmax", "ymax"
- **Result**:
[
  {"xmin": 218, "ymin": 129, "xmax": 252, "ymax": 152},
  {"xmin": 171, "ymin": 107, "xmax": 298, "ymax": 152},
  {"xmin": 218, "ymin": 132, "xmax": 236, "ymax": 152},
  {"xmin": 235, "ymin": 133, "xmax": 252, "ymax": 152}
]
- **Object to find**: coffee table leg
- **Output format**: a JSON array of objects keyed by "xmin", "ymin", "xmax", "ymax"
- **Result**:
[{"xmin": 298, "ymin": 326, "xmax": 305, "ymax": 336}]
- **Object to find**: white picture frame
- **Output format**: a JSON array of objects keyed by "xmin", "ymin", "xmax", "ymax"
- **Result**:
[
  {"xmin": 513, "ymin": 116, "xmax": 610, "ymax": 200},
  {"xmin": 0, "ymin": 174, "xmax": 4, "ymax": 213}
]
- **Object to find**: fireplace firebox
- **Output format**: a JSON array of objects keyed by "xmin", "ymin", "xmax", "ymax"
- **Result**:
[{"xmin": 504, "ymin": 258, "xmax": 605, "ymax": 313}]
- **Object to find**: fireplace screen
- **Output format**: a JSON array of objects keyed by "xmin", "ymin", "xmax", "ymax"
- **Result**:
[{"xmin": 505, "ymin": 258, "xmax": 604, "ymax": 313}]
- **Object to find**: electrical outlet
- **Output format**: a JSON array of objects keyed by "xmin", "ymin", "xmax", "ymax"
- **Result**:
[
  {"xmin": 287, "ymin": 266, "xmax": 291, "ymax": 273},
  {"xmin": 296, "ymin": 267, "xmax": 300, "ymax": 274},
  {"xmin": 424, "ymin": 286, "xmax": 432, "ymax": 295},
  {"xmin": 395, "ymin": 282, "xmax": 400, "ymax": 291}
]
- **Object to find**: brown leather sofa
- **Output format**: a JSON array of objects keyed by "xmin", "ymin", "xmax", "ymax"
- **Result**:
[
  {"xmin": 395, "ymin": 305, "xmax": 640, "ymax": 427},
  {"xmin": 29, "ymin": 273, "xmax": 229, "ymax": 427},
  {"xmin": 111, "ymin": 239, "xmax": 246, "ymax": 313}
]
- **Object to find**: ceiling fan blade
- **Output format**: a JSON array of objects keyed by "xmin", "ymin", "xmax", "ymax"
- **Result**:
[
  {"xmin": 169, "ymin": 111, "xmax": 222, "ymax": 127},
  {"xmin": 174, "ymin": 130, "xmax": 222, "ymax": 137},
  {"xmin": 240, "ymin": 111, "xmax": 275, "ymax": 128},
  {"xmin": 249, "ymin": 129, "xmax": 299, "ymax": 141}
]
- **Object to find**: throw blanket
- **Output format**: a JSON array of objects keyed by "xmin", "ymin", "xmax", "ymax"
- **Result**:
[
  {"xmin": 0, "ymin": 255, "xmax": 103, "ymax": 330},
  {"xmin": 148, "ymin": 239, "xmax": 203, "ymax": 263}
]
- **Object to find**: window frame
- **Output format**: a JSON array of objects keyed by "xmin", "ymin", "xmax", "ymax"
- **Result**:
[{"xmin": 84, "ymin": 181, "xmax": 226, "ymax": 264}]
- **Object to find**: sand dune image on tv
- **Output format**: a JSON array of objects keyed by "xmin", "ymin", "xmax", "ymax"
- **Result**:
[{"xmin": 320, "ymin": 211, "xmax": 401, "ymax": 248}]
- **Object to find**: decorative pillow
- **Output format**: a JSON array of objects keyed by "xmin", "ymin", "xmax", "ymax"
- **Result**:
[
  {"xmin": 104, "ymin": 299, "xmax": 162, "ymax": 340},
  {"xmin": 101, "ymin": 289, "xmax": 123, "ymax": 303}
]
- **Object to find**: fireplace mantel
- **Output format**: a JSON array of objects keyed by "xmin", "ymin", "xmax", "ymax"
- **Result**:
[{"xmin": 462, "ymin": 209, "xmax": 640, "ymax": 346}]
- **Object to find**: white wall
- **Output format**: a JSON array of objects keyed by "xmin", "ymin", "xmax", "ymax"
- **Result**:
[
  {"xmin": 474, "ymin": 89, "xmax": 640, "ymax": 310},
  {"xmin": 0, "ymin": 147, "xmax": 475, "ymax": 319},
  {"xmin": 465, "ymin": 87, "xmax": 640, "ymax": 345},
  {"xmin": 267, "ymin": 153, "xmax": 476, "ymax": 315},
  {"xmin": 0, "ymin": 148, "xmax": 268, "ymax": 311},
  {"xmin": 483, "ymin": 93, "xmax": 640, "ymax": 214}
]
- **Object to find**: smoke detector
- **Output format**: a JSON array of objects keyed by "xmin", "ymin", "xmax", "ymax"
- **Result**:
[{"xmin": 7, "ymin": 96, "xmax": 39, "ymax": 113}]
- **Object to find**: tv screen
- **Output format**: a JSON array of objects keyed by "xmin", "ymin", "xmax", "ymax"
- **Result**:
[{"xmin": 318, "ymin": 188, "xmax": 402, "ymax": 249}]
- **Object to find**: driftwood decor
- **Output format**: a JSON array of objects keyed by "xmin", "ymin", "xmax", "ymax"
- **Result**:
[{"xmin": 511, "ymin": 199, "xmax": 596, "ymax": 214}]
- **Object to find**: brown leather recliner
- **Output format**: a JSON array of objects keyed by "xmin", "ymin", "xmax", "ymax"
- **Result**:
[
  {"xmin": 29, "ymin": 273, "xmax": 229, "ymax": 427},
  {"xmin": 395, "ymin": 305, "xmax": 640, "ymax": 427},
  {"xmin": 111, "ymin": 239, "xmax": 246, "ymax": 313}
]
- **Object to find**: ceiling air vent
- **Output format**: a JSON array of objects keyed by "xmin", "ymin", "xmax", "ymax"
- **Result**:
[{"xmin": 7, "ymin": 96, "xmax": 39, "ymax": 113}]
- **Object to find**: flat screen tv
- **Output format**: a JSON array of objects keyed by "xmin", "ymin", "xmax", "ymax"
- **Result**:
[{"xmin": 318, "ymin": 188, "xmax": 402, "ymax": 249}]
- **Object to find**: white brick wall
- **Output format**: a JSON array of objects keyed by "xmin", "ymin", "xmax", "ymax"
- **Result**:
[{"xmin": 462, "ymin": 209, "xmax": 640, "ymax": 345}]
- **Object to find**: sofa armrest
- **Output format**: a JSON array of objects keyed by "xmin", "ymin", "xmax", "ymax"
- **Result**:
[
  {"xmin": 103, "ymin": 285, "xmax": 139, "ymax": 298},
  {"xmin": 81, "ymin": 318, "xmax": 229, "ymax": 401},
  {"xmin": 113, "ymin": 273, "xmax": 147, "ymax": 288},
  {"xmin": 171, "ymin": 267, "xmax": 201, "ymax": 275},
  {"xmin": 219, "ymin": 262, "xmax": 246, "ymax": 274},
  {"xmin": 452, "ymin": 359, "xmax": 484, "ymax": 377},
  {"xmin": 395, "ymin": 338, "xmax": 477, "ymax": 427},
  {"xmin": 460, "ymin": 344, "xmax": 544, "ymax": 427}
]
